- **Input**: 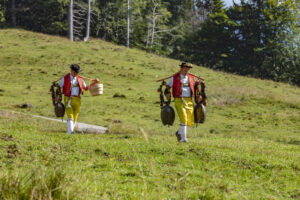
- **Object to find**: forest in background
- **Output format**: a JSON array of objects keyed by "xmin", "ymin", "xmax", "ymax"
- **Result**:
[{"xmin": 0, "ymin": 0, "xmax": 299, "ymax": 86}]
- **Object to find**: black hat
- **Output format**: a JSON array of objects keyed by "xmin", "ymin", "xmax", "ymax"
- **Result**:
[
  {"xmin": 179, "ymin": 62, "xmax": 192, "ymax": 68},
  {"xmin": 70, "ymin": 64, "xmax": 81, "ymax": 73}
]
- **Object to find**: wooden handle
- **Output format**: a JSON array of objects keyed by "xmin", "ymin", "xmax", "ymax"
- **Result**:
[
  {"xmin": 189, "ymin": 73, "xmax": 204, "ymax": 81},
  {"xmin": 79, "ymin": 75, "xmax": 95, "ymax": 81},
  {"xmin": 54, "ymin": 75, "xmax": 99, "ymax": 83},
  {"xmin": 156, "ymin": 72, "xmax": 204, "ymax": 82},
  {"xmin": 53, "ymin": 76, "xmax": 63, "ymax": 82},
  {"xmin": 156, "ymin": 74, "xmax": 175, "ymax": 82}
]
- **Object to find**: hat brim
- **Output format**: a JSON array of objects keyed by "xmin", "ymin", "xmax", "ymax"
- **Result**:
[{"xmin": 179, "ymin": 65, "xmax": 192, "ymax": 68}]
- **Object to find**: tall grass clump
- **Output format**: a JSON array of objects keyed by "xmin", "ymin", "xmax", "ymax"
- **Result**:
[{"xmin": 0, "ymin": 169, "xmax": 76, "ymax": 200}]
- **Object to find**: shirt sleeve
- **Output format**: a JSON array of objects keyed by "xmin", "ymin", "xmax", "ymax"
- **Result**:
[
  {"xmin": 82, "ymin": 79, "xmax": 87, "ymax": 88},
  {"xmin": 58, "ymin": 77, "xmax": 64, "ymax": 88},
  {"xmin": 168, "ymin": 77, "xmax": 173, "ymax": 87}
]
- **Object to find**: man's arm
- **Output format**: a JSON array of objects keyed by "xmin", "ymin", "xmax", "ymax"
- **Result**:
[
  {"xmin": 82, "ymin": 78, "xmax": 99, "ymax": 90},
  {"xmin": 54, "ymin": 77, "xmax": 64, "ymax": 102},
  {"xmin": 82, "ymin": 79, "xmax": 88, "ymax": 90},
  {"xmin": 164, "ymin": 77, "xmax": 173, "ymax": 101},
  {"xmin": 58, "ymin": 77, "xmax": 64, "ymax": 88}
]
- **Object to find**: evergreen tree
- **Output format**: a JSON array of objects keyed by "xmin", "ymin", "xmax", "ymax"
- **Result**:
[
  {"xmin": 0, "ymin": 0, "xmax": 298, "ymax": 85},
  {"xmin": 3, "ymin": 0, "xmax": 69, "ymax": 35},
  {"xmin": 0, "ymin": 0, "xmax": 7, "ymax": 27},
  {"xmin": 227, "ymin": 0, "xmax": 299, "ymax": 83},
  {"xmin": 182, "ymin": 0, "xmax": 234, "ymax": 69}
]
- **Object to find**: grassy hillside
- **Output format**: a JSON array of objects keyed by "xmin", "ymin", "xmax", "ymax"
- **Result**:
[{"xmin": 0, "ymin": 29, "xmax": 299, "ymax": 199}]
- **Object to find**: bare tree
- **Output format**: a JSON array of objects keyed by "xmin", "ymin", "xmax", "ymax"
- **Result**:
[
  {"xmin": 191, "ymin": 0, "xmax": 208, "ymax": 32},
  {"xmin": 68, "ymin": 0, "xmax": 96, "ymax": 42},
  {"xmin": 84, "ymin": 0, "xmax": 91, "ymax": 41},
  {"xmin": 149, "ymin": 2, "xmax": 157, "ymax": 48},
  {"xmin": 146, "ymin": 0, "xmax": 173, "ymax": 49},
  {"xmin": 11, "ymin": 0, "xmax": 16, "ymax": 27},
  {"xmin": 192, "ymin": 0, "xmax": 197, "ymax": 32},
  {"xmin": 68, "ymin": 0, "xmax": 74, "ymax": 41},
  {"xmin": 73, "ymin": 2, "xmax": 87, "ymax": 40},
  {"xmin": 146, "ymin": 1, "xmax": 158, "ymax": 48},
  {"xmin": 126, "ymin": 0, "xmax": 130, "ymax": 47}
]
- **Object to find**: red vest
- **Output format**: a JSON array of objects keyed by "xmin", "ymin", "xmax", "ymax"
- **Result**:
[
  {"xmin": 172, "ymin": 73, "xmax": 195, "ymax": 98},
  {"xmin": 62, "ymin": 74, "xmax": 85, "ymax": 97}
]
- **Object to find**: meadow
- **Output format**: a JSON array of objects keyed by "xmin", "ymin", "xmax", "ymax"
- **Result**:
[{"xmin": 0, "ymin": 29, "xmax": 299, "ymax": 199}]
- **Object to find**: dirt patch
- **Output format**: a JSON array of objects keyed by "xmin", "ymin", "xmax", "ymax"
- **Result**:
[
  {"xmin": 7, "ymin": 144, "xmax": 20, "ymax": 158},
  {"xmin": 0, "ymin": 110, "xmax": 17, "ymax": 118},
  {"xmin": 113, "ymin": 93, "xmax": 126, "ymax": 98},
  {"xmin": 1, "ymin": 135, "xmax": 14, "ymax": 141},
  {"xmin": 16, "ymin": 103, "xmax": 33, "ymax": 109},
  {"xmin": 211, "ymin": 97, "xmax": 242, "ymax": 106}
]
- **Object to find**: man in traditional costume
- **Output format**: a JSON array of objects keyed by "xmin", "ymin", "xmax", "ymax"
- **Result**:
[
  {"xmin": 57, "ymin": 64, "xmax": 98, "ymax": 134},
  {"xmin": 165, "ymin": 62, "xmax": 202, "ymax": 142}
]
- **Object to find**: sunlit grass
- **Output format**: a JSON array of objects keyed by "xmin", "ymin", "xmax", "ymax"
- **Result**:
[{"xmin": 0, "ymin": 29, "xmax": 299, "ymax": 199}]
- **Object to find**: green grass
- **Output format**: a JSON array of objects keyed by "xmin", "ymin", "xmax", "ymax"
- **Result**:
[{"xmin": 0, "ymin": 29, "xmax": 299, "ymax": 199}]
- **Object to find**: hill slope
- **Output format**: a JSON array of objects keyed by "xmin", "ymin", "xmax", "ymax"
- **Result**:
[{"xmin": 0, "ymin": 29, "xmax": 299, "ymax": 199}]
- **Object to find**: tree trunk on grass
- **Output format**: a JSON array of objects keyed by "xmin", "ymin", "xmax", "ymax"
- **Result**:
[
  {"xmin": 68, "ymin": 0, "xmax": 74, "ymax": 41},
  {"xmin": 11, "ymin": 0, "xmax": 16, "ymax": 26},
  {"xmin": 126, "ymin": 0, "xmax": 130, "ymax": 47},
  {"xmin": 84, "ymin": 0, "xmax": 91, "ymax": 42}
]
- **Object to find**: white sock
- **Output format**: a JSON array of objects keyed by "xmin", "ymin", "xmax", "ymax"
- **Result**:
[
  {"xmin": 179, "ymin": 124, "xmax": 184, "ymax": 136},
  {"xmin": 67, "ymin": 119, "xmax": 74, "ymax": 134},
  {"xmin": 73, "ymin": 122, "xmax": 78, "ymax": 132},
  {"xmin": 180, "ymin": 124, "xmax": 187, "ymax": 142}
]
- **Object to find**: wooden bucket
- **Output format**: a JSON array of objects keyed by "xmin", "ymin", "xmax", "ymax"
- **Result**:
[{"xmin": 89, "ymin": 83, "xmax": 103, "ymax": 96}]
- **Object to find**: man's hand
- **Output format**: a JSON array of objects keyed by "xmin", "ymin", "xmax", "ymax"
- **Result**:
[
  {"xmin": 55, "ymin": 96, "xmax": 60, "ymax": 103},
  {"xmin": 164, "ymin": 86, "xmax": 171, "ymax": 101},
  {"xmin": 93, "ymin": 78, "xmax": 99, "ymax": 83},
  {"xmin": 165, "ymin": 93, "xmax": 171, "ymax": 101},
  {"xmin": 196, "ymin": 95, "xmax": 202, "ymax": 104}
]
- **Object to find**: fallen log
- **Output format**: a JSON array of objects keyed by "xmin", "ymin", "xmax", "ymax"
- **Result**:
[{"xmin": 31, "ymin": 115, "xmax": 108, "ymax": 134}]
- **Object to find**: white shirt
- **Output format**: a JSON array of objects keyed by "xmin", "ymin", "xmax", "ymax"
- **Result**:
[
  {"xmin": 59, "ymin": 75, "xmax": 87, "ymax": 96},
  {"xmin": 168, "ymin": 74, "xmax": 193, "ymax": 97}
]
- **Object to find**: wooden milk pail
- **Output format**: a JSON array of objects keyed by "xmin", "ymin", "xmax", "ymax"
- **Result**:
[{"xmin": 89, "ymin": 83, "xmax": 103, "ymax": 96}]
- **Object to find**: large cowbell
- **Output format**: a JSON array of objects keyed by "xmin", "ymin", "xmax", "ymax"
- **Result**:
[
  {"xmin": 55, "ymin": 102, "xmax": 65, "ymax": 118},
  {"xmin": 161, "ymin": 104, "xmax": 175, "ymax": 126},
  {"xmin": 194, "ymin": 103, "xmax": 206, "ymax": 123},
  {"xmin": 158, "ymin": 80, "xmax": 175, "ymax": 126}
]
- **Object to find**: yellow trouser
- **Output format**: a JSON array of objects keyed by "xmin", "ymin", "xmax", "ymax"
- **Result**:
[
  {"xmin": 64, "ymin": 96, "xmax": 81, "ymax": 122},
  {"xmin": 174, "ymin": 97, "xmax": 194, "ymax": 127}
]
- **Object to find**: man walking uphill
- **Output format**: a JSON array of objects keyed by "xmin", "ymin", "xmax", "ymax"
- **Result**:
[
  {"xmin": 56, "ymin": 64, "xmax": 98, "ymax": 134},
  {"xmin": 165, "ymin": 62, "xmax": 202, "ymax": 142}
]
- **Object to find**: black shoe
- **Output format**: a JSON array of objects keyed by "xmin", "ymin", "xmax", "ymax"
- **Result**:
[{"xmin": 175, "ymin": 131, "xmax": 181, "ymax": 142}]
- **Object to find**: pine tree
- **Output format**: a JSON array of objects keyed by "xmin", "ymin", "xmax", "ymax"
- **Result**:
[
  {"xmin": 0, "ymin": 1, "xmax": 7, "ymax": 27},
  {"xmin": 185, "ymin": 0, "xmax": 234, "ymax": 68}
]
